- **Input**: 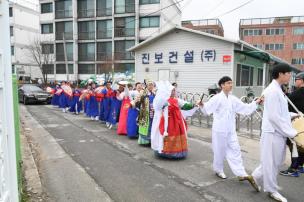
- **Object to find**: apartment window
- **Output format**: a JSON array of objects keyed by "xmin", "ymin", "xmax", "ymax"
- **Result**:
[
  {"xmin": 78, "ymin": 43, "xmax": 95, "ymax": 61},
  {"xmin": 291, "ymin": 58, "xmax": 304, "ymax": 65},
  {"xmin": 97, "ymin": 20, "xmax": 112, "ymax": 39},
  {"xmin": 78, "ymin": 0, "xmax": 95, "ymax": 18},
  {"xmin": 41, "ymin": 3, "xmax": 53, "ymax": 13},
  {"xmin": 293, "ymin": 27, "xmax": 304, "ymax": 35},
  {"xmin": 236, "ymin": 64, "xmax": 254, "ymax": 86},
  {"xmin": 97, "ymin": 64, "xmax": 112, "ymax": 75},
  {"xmin": 253, "ymin": 44, "xmax": 263, "ymax": 49},
  {"xmin": 55, "ymin": 0, "xmax": 73, "ymax": 19},
  {"xmin": 12, "ymin": 65, "xmax": 15, "ymax": 74},
  {"xmin": 293, "ymin": 43, "xmax": 304, "ymax": 50},
  {"xmin": 78, "ymin": 64, "xmax": 95, "ymax": 74},
  {"xmin": 11, "ymin": 46, "xmax": 14, "ymax": 56},
  {"xmin": 42, "ymin": 44, "xmax": 54, "ymax": 54},
  {"xmin": 97, "ymin": 0, "xmax": 112, "ymax": 16},
  {"xmin": 139, "ymin": 0, "xmax": 160, "ymax": 5},
  {"xmin": 10, "ymin": 26, "xmax": 13, "ymax": 36},
  {"xmin": 114, "ymin": 40, "xmax": 134, "ymax": 60},
  {"xmin": 42, "ymin": 64, "xmax": 54, "ymax": 74},
  {"xmin": 140, "ymin": 16, "xmax": 160, "ymax": 28},
  {"xmin": 41, "ymin": 23, "xmax": 53, "ymax": 34},
  {"xmin": 78, "ymin": 21, "xmax": 95, "ymax": 40},
  {"xmin": 265, "ymin": 43, "xmax": 284, "ymax": 51},
  {"xmin": 56, "ymin": 21, "xmax": 73, "ymax": 40},
  {"xmin": 266, "ymin": 28, "xmax": 284, "ymax": 35},
  {"xmin": 9, "ymin": 7, "xmax": 13, "ymax": 17},
  {"xmin": 114, "ymin": 63, "xmax": 134, "ymax": 74},
  {"xmin": 243, "ymin": 29, "xmax": 263, "ymax": 36},
  {"xmin": 115, "ymin": 0, "xmax": 135, "ymax": 14},
  {"xmin": 97, "ymin": 42, "xmax": 112, "ymax": 60},
  {"xmin": 257, "ymin": 68, "xmax": 263, "ymax": 86},
  {"xmin": 56, "ymin": 43, "xmax": 73, "ymax": 61},
  {"xmin": 115, "ymin": 17, "xmax": 135, "ymax": 37}
]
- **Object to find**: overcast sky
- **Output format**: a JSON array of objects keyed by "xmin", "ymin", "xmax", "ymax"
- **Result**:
[{"xmin": 181, "ymin": 0, "xmax": 304, "ymax": 40}]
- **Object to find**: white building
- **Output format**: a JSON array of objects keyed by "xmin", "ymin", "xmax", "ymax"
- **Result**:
[
  {"xmin": 39, "ymin": 0, "xmax": 181, "ymax": 82},
  {"xmin": 129, "ymin": 26, "xmax": 300, "ymax": 97},
  {"xmin": 10, "ymin": 0, "xmax": 41, "ymax": 80}
]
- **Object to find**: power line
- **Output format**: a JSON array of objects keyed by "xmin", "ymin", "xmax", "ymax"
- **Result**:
[
  {"xmin": 211, "ymin": 0, "xmax": 255, "ymax": 18},
  {"xmin": 203, "ymin": 0, "xmax": 225, "ymax": 19}
]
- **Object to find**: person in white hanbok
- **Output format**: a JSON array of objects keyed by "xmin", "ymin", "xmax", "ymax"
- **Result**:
[
  {"xmin": 251, "ymin": 64, "xmax": 297, "ymax": 202},
  {"xmin": 198, "ymin": 76, "xmax": 262, "ymax": 190}
]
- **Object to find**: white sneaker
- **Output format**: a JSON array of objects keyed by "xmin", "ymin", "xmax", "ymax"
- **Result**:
[
  {"xmin": 76, "ymin": 112, "xmax": 79, "ymax": 115},
  {"xmin": 108, "ymin": 124, "xmax": 113, "ymax": 130},
  {"xmin": 216, "ymin": 172, "xmax": 227, "ymax": 179},
  {"xmin": 95, "ymin": 116, "xmax": 99, "ymax": 121},
  {"xmin": 106, "ymin": 122, "xmax": 110, "ymax": 127},
  {"xmin": 269, "ymin": 192, "xmax": 287, "ymax": 202},
  {"xmin": 90, "ymin": 116, "xmax": 94, "ymax": 120},
  {"xmin": 62, "ymin": 108, "xmax": 66, "ymax": 113}
]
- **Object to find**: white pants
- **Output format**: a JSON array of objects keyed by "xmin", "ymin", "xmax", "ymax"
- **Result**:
[
  {"xmin": 252, "ymin": 132, "xmax": 286, "ymax": 193},
  {"xmin": 212, "ymin": 131, "xmax": 247, "ymax": 177}
]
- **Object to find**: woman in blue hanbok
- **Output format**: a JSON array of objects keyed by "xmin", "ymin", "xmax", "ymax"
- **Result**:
[
  {"xmin": 101, "ymin": 81, "xmax": 113, "ymax": 127},
  {"xmin": 69, "ymin": 87, "xmax": 82, "ymax": 114},
  {"xmin": 127, "ymin": 82, "xmax": 142, "ymax": 138},
  {"xmin": 51, "ymin": 85, "xmax": 60, "ymax": 107},
  {"xmin": 107, "ymin": 84, "xmax": 124, "ymax": 129}
]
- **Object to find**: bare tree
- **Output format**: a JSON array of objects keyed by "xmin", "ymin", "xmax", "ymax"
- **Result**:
[{"xmin": 26, "ymin": 37, "xmax": 54, "ymax": 84}]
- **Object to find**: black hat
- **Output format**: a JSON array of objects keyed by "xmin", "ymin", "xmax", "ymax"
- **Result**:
[{"xmin": 295, "ymin": 72, "xmax": 304, "ymax": 80}]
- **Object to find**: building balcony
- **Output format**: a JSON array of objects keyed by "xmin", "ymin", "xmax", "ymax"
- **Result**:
[
  {"xmin": 96, "ymin": 8, "xmax": 112, "ymax": 17},
  {"xmin": 114, "ymin": 28, "xmax": 135, "ymax": 37},
  {"xmin": 97, "ymin": 30, "xmax": 112, "ymax": 39},
  {"xmin": 55, "ymin": 10, "xmax": 73, "ymax": 19},
  {"xmin": 114, "ymin": 51, "xmax": 133, "ymax": 60},
  {"xmin": 79, "ymin": 54, "xmax": 95, "ymax": 61},
  {"xmin": 56, "ymin": 32, "xmax": 73, "ymax": 40},
  {"xmin": 97, "ymin": 52, "xmax": 112, "ymax": 61},
  {"xmin": 78, "ymin": 31, "xmax": 95, "ymax": 40},
  {"xmin": 78, "ymin": 9, "xmax": 95, "ymax": 18}
]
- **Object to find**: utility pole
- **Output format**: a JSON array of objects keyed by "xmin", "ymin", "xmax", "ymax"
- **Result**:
[
  {"xmin": 0, "ymin": 0, "xmax": 19, "ymax": 201},
  {"xmin": 62, "ymin": 33, "xmax": 69, "ymax": 82}
]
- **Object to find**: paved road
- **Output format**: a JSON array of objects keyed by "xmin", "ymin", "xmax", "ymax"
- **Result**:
[{"xmin": 25, "ymin": 104, "xmax": 304, "ymax": 202}]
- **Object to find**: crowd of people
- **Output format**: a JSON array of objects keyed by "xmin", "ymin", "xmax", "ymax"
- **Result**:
[{"xmin": 48, "ymin": 64, "xmax": 304, "ymax": 202}]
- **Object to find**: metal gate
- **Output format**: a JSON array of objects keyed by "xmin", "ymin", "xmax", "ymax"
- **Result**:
[{"xmin": 0, "ymin": 0, "xmax": 19, "ymax": 201}]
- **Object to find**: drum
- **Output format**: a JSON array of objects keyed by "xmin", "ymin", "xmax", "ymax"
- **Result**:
[{"xmin": 292, "ymin": 116, "xmax": 304, "ymax": 153}]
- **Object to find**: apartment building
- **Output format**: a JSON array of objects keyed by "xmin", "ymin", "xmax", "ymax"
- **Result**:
[
  {"xmin": 182, "ymin": 19, "xmax": 224, "ymax": 37},
  {"xmin": 39, "ymin": 0, "xmax": 181, "ymax": 82},
  {"xmin": 9, "ymin": 0, "xmax": 41, "ymax": 79},
  {"xmin": 239, "ymin": 16, "xmax": 304, "ymax": 71}
]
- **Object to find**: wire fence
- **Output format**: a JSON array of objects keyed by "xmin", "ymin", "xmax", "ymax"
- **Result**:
[{"xmin": 179, "ymin": 92, "xmax": 263, "ymax": 139}]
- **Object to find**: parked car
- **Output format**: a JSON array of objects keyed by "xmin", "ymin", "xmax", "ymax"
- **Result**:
[{"xmin": 18, "ymin": 84, "xmax": 52, "ymax": 105}]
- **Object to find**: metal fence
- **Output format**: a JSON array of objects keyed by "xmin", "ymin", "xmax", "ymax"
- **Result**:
[{"xmin": 179, "ymin": 92, "xmax": 263, "ymax": 138}]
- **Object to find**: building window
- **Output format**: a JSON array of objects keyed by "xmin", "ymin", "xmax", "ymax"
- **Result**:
[
  {"xmin": 293, "ymin": 27, "xmax": 304, "ymax": 35},
  {"xmin": 42, "ymin": 44, "xmax": 54, "ymax": 54},
  {"xmin": 11, "ymin": 46, "xmax": 14, "ymax": 56},
  {"xmin": 55, "ymin": 0, "xmax": 73, "ymax": 19},
  {"xmin": 56, "ymin": 64, "xmax": 66, "ymax": 74},
  {"xmin": 41, "ymin": 23, "xmax": 53, "ymax": 34},
  {"xmin": 291, "ymin": 58, "xmax": 304, "ymax": 65},
  {"xmin": 265, "ymin": 43, "xmax": 284, "ymax": 51},
  {"xmin": 12, "ymin": 65, "xmax": 15, "ymax": 74},
  {"xmin": 97, "ymin": 0, "xmax": 112, "ymax": 16},
  {"xmin": 293, "ymin": 43, "xmax": 304, "ymax": 50},
  {"xmin": 114, "ymin": 40, "xmax": 134, "ymax": 60},
  {"xmin": 114, "ymin": 63, "xmax": 134, "ymax": 75},
  {"xmin": 97, "ymin": 42, "xmax": 112, "ymax": 61},
  {"xmin": 139, "ymin": 16, "xmax": 160, "ymax": 28},
  {"xmin": 257, "ymin": 68, "xmax": 263, "ymax": 86},
  {"xmin": 236, "ymin": 64, "xmax": 254, "ymax": 86},
  {"xmin": 78, "ymin": 43, "xmax": 95, "ymax": 61},
  {"xmin": 114, "ymin": 17, "xmax": 135, "ymax": 37},
  {"xmin": 265, "ymin": 28, "xmax": 284, "ymax": 35},
  {"xmin": 243, "ymin": 29, "xmax": 263, "ymax": 36},
  {"xmin": 55, "ymin": 21, "xmax": 73, "ymax": 40},
  {"xmin": 78, "ymin": 64, "xmax": 95, "ymax": 74},
  {"xmin": 115, "ymin": 0, "xmax": 135, "ymax": 14},
  {"xmin": 139, "ymin": 0, "xmax": 160, "ymax": 5},
  {"xmin": 41, "ymin": 3, "xmax": 53, "ymax": 13},
  {"xmin": 56, "ymin": 43, "xmax": 73, "ymax": 61},
  {"xmin": 42, "ymin": 64, "xmax": 54, "ymax": 74},
  {"xmin": 78, "ymin": 21, "xmax": 95, "ymax": 40},
  {"xmin": 10, "ymin": 26, "xmax": 13, "ymax": 36},
  {"xmin": 78, "ymin": 0, "xmax": 95, "ymax": 18},
  {"xmin": 9, "ymin": 7, "xmax": 13, "ymax": 17},
  {"xmin": 253, "ymin": 44, "xmax": 263, "ymax": 49},
  {"xmin": 97, "ymin": 20, "xmax": 112, "ymax": 39}
]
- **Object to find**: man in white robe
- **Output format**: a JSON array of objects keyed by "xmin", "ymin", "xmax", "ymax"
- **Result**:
[
  {"xmin": 198, "ymin": 76, "xmax": 262, "ymax": 191},
  {"xmin": 252, "ymin": 64, "xmax": 297, "ymax": 202}
]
